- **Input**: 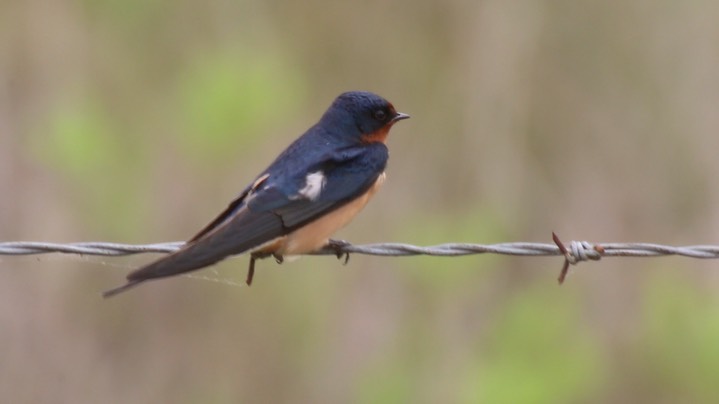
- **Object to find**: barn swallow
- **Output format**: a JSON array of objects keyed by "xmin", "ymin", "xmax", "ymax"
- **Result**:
[{"xmin": 103, "ymin": 91, "xmax": 408, "ymax": 297}]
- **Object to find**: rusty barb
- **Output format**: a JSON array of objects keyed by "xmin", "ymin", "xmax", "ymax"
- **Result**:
[{"xmin": 552, "ymin": 232, "xmax": 604, "ymax": 284}]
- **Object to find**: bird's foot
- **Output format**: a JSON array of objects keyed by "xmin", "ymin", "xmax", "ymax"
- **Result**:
[
  {"xmin": 248, "ymin": 252, "xmax": 269, "ymax": 286},
  {"xmin": 326, "ymin": 239, "xmax": 351, "ymax": 265},
  {"xmin": 273, "ymin": 253, "xmax": 284, "ymax": 264},
  {"xmin": 247, "ymin": 252, "xmax": 285, "ymax": 286}
]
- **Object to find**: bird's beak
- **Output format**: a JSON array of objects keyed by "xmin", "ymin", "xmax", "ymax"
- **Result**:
[{"xmin": 392, "ymin": 112, "xmax": 410, "ymax": 122}]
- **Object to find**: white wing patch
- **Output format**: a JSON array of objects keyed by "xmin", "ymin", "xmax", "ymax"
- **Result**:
[{"xmin": 295, "ymin": 171, "xmax": 326, "ymax": 201}]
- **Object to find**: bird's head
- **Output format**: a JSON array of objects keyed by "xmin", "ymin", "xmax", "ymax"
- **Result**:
[{"xmin": 320, "ymin": 91, "xmax": 409, "ymax": 144}]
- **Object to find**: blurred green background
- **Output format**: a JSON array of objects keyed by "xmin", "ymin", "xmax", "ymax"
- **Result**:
[{"xmin": 2, "ymin": 0, "xmax": 719, "ymax": 402}]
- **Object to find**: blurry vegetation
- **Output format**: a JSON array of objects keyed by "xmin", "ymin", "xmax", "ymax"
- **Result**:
[
  {"xmin": 176, "ymin": 49, "xmax": 306, "ymax": 163},
  {"xmin": 29, "ymin": 94, "xmax": 147, "ymax": 237},
  {"xmin": 464, "ymin": 286, "xmax": 606, "ymax": 403},
  {"xmin": 638, "ymin": 274, "xmax": 719, "ymax": 402}
]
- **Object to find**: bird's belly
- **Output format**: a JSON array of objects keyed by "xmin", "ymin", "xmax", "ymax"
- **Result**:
[{"xmin": 277, "ymin": 172, "xmax": 385, "ymax": 255}]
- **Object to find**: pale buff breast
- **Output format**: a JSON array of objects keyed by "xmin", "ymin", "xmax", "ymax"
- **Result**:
[{"xmin": 274, "ymin": 172, "xmax": 386, "ymax": 256}]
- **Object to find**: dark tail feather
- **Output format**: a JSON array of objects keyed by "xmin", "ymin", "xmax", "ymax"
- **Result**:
[
  {"xmin": 102, "ymin": 279, "xmax": 145, "ymax": 298},
  {"xmin": 102, "ymin": 208, "xmax": 285, "ymax": 297},
  {"xmin": 102, "ymin": 245, "xmax": 232, "ymax": 298}
]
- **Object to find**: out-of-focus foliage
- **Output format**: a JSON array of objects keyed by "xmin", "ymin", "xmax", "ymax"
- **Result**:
[
  {"xmin": 176, "ymin": 49, "xmax": 306, "ymax": 163},
  {"xmin": 638, "ymin": 274, "xmax": 719, "ymax": 402},
  {"xmin": 2, "ymin": 0, "xmax": 719, "ymax": 403}
]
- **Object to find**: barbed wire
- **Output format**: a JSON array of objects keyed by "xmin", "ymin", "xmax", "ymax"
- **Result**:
[{"xmin": 2, "ymin": 233, "xmax": 719, "ymax": 284}]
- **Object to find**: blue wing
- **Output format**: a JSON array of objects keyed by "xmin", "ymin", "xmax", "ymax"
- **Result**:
[
  {"xmin": 116, "ymin": 143, "xmax": 388, "ymax": 287},
  {"xmin": 246, "ymin": 144, "xmax": 388, "ymax": 228}
]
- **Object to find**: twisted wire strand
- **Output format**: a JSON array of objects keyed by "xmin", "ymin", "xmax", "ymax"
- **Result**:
[{"xmin": 2, "ymin": 240, "xmax": 719, "ymax": 259}]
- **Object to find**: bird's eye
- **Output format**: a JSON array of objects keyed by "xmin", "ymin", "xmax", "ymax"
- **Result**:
[{"xmin": 373, "ymin": 109, "xmax": 387, "ymax": 121}]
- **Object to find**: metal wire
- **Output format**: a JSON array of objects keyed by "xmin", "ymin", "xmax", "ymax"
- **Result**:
[
  {"xmin": 2, "ymin": 238, "xmax": 719, "ymax": 259},
  {"xmin": 5, "ymin": 234, "xmax": 719, "ymax": 285}
]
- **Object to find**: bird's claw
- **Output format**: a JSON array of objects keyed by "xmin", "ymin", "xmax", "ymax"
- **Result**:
[
  {"xmin": 248, "ymin": 240, "xmax": 347, "ymax": 286},
  {"xmin": 326, "ymin": 239, "xmax": 351, "ymax": 265},
  {"xmin": 247, "ymin": 251, "xmax": 285, "ymax": 286},
  {"xmin": 273, "ymin": 253, "xmax": 284, "ymax": 264}
]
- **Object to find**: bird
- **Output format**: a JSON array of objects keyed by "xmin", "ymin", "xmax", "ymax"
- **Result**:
[{"xmin": 103, "ymin": 91, "xmax": 409, "ymax": 297}]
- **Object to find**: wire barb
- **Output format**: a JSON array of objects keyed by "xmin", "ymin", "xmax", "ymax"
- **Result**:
[
  {"xmin": 2, "ymin": 236, "xmax": 719, "ymax": 284},
  {"xmin": 553, "ymin": 232, "xmax": 604, "ymax": 284}
]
